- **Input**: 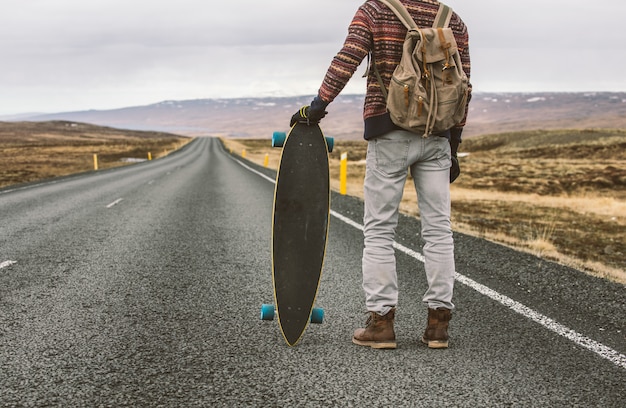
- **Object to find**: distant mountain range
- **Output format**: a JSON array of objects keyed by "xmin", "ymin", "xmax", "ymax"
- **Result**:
[{"xmin": 7, "ymin": 92, "xmax": 626, "ymax": 139}]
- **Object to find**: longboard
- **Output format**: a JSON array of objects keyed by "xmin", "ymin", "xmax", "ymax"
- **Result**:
[{"xmin": 260, "ymin": 122, "xmax": 332, "ymax": 346}]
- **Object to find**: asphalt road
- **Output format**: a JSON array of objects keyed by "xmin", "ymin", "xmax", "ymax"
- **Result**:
[{"xmin": 1, "ymin": 137, "xmax": 624, "ymax": 407}]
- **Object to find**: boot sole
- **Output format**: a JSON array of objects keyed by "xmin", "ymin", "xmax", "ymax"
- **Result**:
[
  {"xmin": 421, "ymin": 336, "xmax": 448, "ymax": 349},
  {"xmin": 352, "ymin": 337, "xmax": 397, "ymax": 349}
]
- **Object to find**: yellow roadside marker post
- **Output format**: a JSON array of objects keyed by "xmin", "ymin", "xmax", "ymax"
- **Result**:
[{"xmin": 340, "ymin": 152, "xmax": 348, "ymax": 195}]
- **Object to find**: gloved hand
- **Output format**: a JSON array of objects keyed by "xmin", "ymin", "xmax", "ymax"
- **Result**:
[
  {"xmin": 290, "ymin": 96, "xmax": 329, "ymax": 127},
  {"xmin": 449, "ymin": 127, "xmax": 462, "ymax": 183},
  {"xmin": 290, "ymin": 105, "xmax": 327, "ymax": 126},
  {"xmin": 450, "ymin": 156, "xmax": 460, "ymax": 183}
]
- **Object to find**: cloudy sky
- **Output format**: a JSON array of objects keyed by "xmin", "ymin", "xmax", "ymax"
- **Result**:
[{"xmin": 2, "ymin": 0, "xmax": 625, "ymax": 114}]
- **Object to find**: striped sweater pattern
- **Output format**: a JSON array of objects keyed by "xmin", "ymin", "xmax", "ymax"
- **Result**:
[{"xmin": 317, "ymin": 0, "xmax": 471, "ymax": 138}]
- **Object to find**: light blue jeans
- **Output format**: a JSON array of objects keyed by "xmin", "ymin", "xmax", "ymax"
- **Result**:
[{"xmin": 362, "ymin": 130, "xmax": 455, "ymax": 315}]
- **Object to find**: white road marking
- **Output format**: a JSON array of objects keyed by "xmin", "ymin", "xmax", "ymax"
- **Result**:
[
  {"xmin": 0, "ymin": 179, "xmax": 62, "ymax": 195},
  {"xmin": 230, "ymin": 154, "xmax": 626, "ymax": 370},
  {"xmin": 1, "ymin": 260, "xmax": 17, "ymax": 269},
  {"xmin": 229, "ymin": 156, "xmax": 275, "ymax": 184},
  {"xmin": 106, "ymin": 198, "xmax": 124, "ymax": 208},
  {"xmin": 453, "ymin": 273, "xmax": 626, "ymax": 370}
]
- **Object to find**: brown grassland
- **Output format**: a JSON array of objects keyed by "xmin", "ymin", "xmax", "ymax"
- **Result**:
[
  {"xmin": 0, "ymin": 121, "xmax": 190, "ymax": 188},
  {"xmin": 222, "ymin": 129, "xmax": 626, "ymax": 285}
]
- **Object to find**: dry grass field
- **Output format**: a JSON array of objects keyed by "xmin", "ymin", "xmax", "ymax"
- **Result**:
[
  {"xmin": 222, "ymin": 129, "xmax": 626, "ymax": 284},
  {"xmin": 0, "ymin": 121, "xmax": 190, "ymax": 188}
]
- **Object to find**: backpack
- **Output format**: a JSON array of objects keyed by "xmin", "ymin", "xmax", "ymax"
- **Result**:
[{"xmin": 374, "ymin": 0, "xmax": 469, "ymax": 137}]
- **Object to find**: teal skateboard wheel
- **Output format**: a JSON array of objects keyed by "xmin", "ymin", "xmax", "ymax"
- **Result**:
[
  {"xmin": 260, "ymin": 304, "xmax": 275, "ymax": 320},
  {"xmin": 325, "ymin": 137, "xmax": 334, "ymax": 153},
  {"xmin": 310, "ymin": 307, "xmax": 324, "ymax": 324},
  {"xmin": 272, "ymin": 131, "xmax": 287, "ymax": 148}
]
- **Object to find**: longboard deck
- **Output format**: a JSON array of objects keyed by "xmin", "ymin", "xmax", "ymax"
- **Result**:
[{"xmin": 271, "ymin": 123, "xmax": 330, "ymax": 346}]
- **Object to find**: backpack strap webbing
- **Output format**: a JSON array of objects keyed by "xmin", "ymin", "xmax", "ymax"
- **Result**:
[
  {"xmin": 379, "ymin": 1, "xmax": 453, "ymax": 30},
  {"xmin": 378, "ymin": 0, "xmax": 417, "ymax": 30},
  {"xmin": 433, "ymin": 3, "xmax": 453, "ymax": 28}
]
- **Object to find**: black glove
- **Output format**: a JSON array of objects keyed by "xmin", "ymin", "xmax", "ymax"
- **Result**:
[
  {"xmin": 290, "ymin": 96, "xmax": 328, "ymax": 126},
  {"xmin": 449, "ymin": 127, "xmax": 462, "ymax": 183},
  {"xmin": 450, "ymin": 156, "xmax": 460, "ymax": 183}
]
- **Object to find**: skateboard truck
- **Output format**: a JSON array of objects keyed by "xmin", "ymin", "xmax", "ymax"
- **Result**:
[
  {"xmin": 260, "ymin": 304, "xmax": 324, "ymax": 324},
  {"xmin": 272, "ymin": 131, "xmax": 334, "ymax": 153}
]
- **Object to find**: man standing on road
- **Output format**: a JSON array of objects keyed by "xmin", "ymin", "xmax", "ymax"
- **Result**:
[{"xmin": 291, "ymin": 0, "xmax": 471, "ymax": 349}]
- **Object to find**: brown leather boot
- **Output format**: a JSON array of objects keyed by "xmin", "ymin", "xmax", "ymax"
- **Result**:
[
  {"xmin": 352, "ymin": 308, "xmax": 397, "ymax": 349},
  {"xmin": 421, "ymin": 308, "xmax": 452, "ymax": 349}
]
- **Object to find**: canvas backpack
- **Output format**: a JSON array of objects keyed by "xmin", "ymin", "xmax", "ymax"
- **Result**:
[{"xmin": 374, "ymin": 0, "xmax": 469, "ymax": 137}]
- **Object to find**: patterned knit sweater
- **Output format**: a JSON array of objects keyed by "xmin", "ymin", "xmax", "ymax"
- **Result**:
[{"xmin": 315, "ymin": 0, "xmax": 471, "ymax": 140}]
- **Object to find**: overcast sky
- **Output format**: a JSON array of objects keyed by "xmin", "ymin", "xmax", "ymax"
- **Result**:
[{"xmin": 2, "ymin": 0, "xmax": 625, "ymax": 114}]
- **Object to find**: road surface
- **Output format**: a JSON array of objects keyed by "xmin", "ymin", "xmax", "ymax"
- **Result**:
[{"xmin": 1, "ymin": 137, "xmax": 624, "ymax": 406}]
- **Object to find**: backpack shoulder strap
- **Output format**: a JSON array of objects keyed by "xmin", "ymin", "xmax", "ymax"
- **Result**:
[
  {"xmin": 378, "ymin": 0, "xmax": 417, "ymax": 30},
  {"xmin": 433, "ymin": 3, "xmax": 453, "ymax": 28}
]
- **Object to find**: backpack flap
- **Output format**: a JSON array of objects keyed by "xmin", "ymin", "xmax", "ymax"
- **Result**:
[{"xmin": 416, "ymin": 27, "xmax": 458, "ymax": 66}]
